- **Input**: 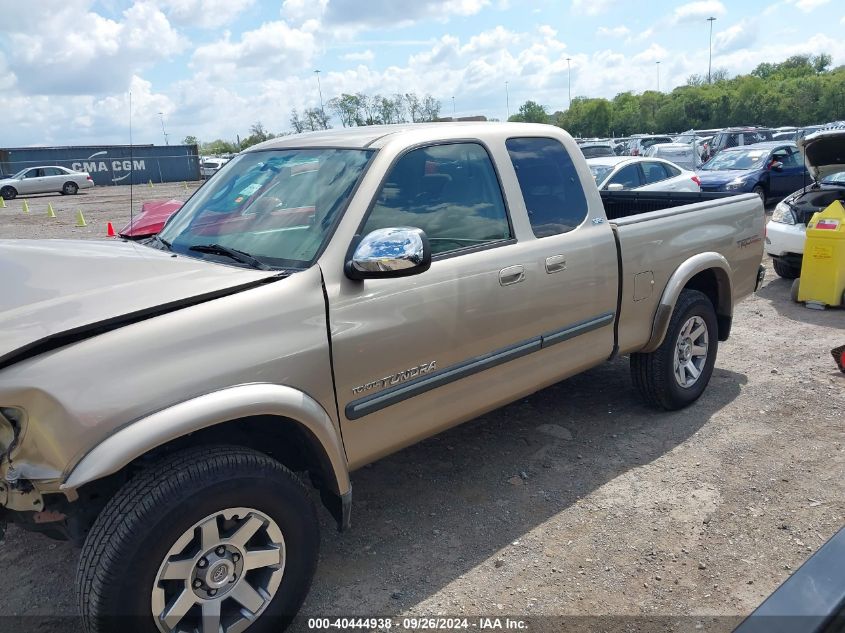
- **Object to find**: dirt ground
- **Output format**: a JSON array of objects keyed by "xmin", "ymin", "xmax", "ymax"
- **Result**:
[{"xmin": 0, "ymin": 185, "xmax": 843, "ymax": 632}]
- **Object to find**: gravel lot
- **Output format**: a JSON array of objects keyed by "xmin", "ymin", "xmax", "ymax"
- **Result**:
[{"xmin": 0, "ymin": 184, "xmax": 843, "ymax": 631}]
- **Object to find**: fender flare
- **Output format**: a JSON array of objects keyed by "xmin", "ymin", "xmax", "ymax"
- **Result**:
[
  {"xmin": 61, "ymin": 383, "xmax": 350, "ymax": 496},
  {"xmin": 640, "ymin": 252, "xmax": 733, "ymax": 353}
]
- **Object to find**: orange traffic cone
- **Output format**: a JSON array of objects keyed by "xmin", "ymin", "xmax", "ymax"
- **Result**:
[{"xmin": 107, "ymin": 222, "xmax": 116, "ymax": 237}]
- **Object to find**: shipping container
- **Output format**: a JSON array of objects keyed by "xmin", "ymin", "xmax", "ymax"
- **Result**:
[{"xmin": 0, "ymin": 144, "xmax": 200, "ymax": 186}]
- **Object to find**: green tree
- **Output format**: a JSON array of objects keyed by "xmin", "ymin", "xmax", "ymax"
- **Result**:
[
  {"xmin": 508, "ymin": 100, "xmax": 549, "ymax": 124},
  {"xmin": 182, "ymin": 135, "xmax": 199, "ymax": 146}
]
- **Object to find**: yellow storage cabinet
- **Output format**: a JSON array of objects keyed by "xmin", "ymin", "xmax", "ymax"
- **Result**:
[{"xmin": 797, "ymin": 199, "xmax": 845, "ymax": 307}]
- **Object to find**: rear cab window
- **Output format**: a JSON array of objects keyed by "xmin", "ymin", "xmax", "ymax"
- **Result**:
[{"xmin": 505, "ymin": 137, "xmax": 589, "ymax": 237}]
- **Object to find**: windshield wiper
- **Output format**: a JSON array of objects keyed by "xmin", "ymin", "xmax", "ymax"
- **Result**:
[
  {"xmin": 188, "ymin": 243, "xmax": 272, "ymax": 270},
  {"xmin": 151, "ymin": 235, "xmax": 172, "ymax": 251}
]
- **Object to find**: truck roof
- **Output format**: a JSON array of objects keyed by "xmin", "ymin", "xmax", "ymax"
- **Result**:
[{"xmin": 247, "ymin": 122, "xmax": 547, "ymax": 151}]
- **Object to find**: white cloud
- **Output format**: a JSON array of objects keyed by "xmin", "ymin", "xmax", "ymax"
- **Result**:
[
  {"xmin": 191, "ymin": 20, "xmax": 318, "ymax": 80},
  {"xmin": 713, "ymin": 20, "xmax": 758, "ymax": 54},
  {"xmin": 322, "ymin": 0, "xmax": 489, "ymax": 27},
  {"xmin": 669, "ymin": 1, "xmax": 726, "ymax": 25},
  {"xmin": 342, "ymin": 50, "xmax": 375, "ymax": 62},
  {"xmin": 596, "ymin": 25, "xmax": 631, "ymax": 38},
  {"xmin": 152, "ymin": 0, "xmax": 255, "ymax": 28},
  {"xmin": 5, "ymin": 1, "xmax": 186, "ymax": 96},
  {"xmin": 571, "ymin": 0, "xmax": 618, "ymax": 16},
  {"xmin": 789, "ymin": 0, "xmax": 830, "ymax": 11}
]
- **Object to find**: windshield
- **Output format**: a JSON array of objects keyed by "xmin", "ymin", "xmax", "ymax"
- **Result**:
[
  {"xmin": 700, "ymin": 149, "xmax": 769, "ymax": 171},
  {"xmin": 821, "ymin": 170, "xmax": 845, "ymax": 185},
  {"xmin": 158, "ymin": 148, "xmax": 374, "ymax": 269},
  {"xmin": 589, "ymin": 164, "xmax": 615, "ymax": 185}
]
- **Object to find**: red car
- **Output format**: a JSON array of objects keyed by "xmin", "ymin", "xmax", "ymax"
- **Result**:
[{"xmin": 119, "ymin": 199, "xmax": 184, "ymax": 240}]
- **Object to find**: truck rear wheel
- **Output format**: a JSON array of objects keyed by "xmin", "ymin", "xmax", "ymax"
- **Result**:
[
  {"xmin": 630, "ymin": 289, "xmax": 718, "ymax": 410},
  {"xmin": 77, "ymin": 445, "xmax": 319, "ymax": 633}
]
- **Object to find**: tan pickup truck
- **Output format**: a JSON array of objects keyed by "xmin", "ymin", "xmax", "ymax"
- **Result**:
[{"xmin": 0, "ymin": 123, "xmax": 764, "ymax": 633}]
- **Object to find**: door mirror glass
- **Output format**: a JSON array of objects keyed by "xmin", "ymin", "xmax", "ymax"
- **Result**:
[
  {"xmin": 607, "ymin": 183, "xmax": 625, "ymax": 191},
  {"xmin": 346, "ymin": 227, "xmax": 431, "ymax": 280}
]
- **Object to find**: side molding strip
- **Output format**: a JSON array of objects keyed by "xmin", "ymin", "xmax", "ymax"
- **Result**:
[{"xmin": 346, "ymin": 311, "xmax": 615, "ymax": 420}]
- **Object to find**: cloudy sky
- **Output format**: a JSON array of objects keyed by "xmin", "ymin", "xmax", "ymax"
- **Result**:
[{"xmin": 1, "ymin": 0, "xmax": 843, "ymax": 147}]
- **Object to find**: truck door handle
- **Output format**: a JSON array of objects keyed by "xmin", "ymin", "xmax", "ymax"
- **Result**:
[
  {"xmin": 499, "ymin": 265, "xmax": 525, "ymax": 286},
  {"xmin": 545, "ymin": 254, "xmax": 567, "ymax": 274}
]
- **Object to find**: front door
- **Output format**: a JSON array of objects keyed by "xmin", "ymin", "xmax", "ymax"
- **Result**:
[
  {"xmin": 325, "ymin": 137, "xmax": 617, "ymax": 468},
  {"xmin": 16, "ymin": 168, "xmax": 46, "ymax": 194}
]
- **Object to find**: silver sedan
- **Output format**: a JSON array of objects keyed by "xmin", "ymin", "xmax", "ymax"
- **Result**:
[{"xmin": 0, "ymin": 166, "xmax": 94, "ymax": 200}]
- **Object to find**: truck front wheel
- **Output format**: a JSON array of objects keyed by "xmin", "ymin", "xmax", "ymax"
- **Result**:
[
  {"xmin": 77, "ymin": 445, "xmax": 319, "ymax": 633},
  {"xmin": 630, "ymin": 289, "xmax": 718, "ymax": 410}
]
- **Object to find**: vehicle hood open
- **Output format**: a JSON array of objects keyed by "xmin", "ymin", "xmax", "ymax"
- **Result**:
[
  {"xmin": 0, "ymin": 239, "xmax": 280, "ymax": 369},
  {"xmin": 798, "ymin": 129, "xmax": 845, "ymax": 182}
]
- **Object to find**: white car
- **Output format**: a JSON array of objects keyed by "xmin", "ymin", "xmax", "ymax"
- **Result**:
[
  {"xmin": 766, "ymin": 129, "xmax": 845, "ymax": 278},
  {"xmin": 587, "ymin": 156, "xmax": 701, "ymax": 192},
  {"xmin": 0, "ymin": 166, "xmax": 94, "ymax": 200},
  {"xmin": 200, "ymin": 157, "xmax": 228, "ymax": 179}
]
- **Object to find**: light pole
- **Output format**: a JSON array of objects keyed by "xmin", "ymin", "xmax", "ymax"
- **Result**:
[
  {"xmin": 566, "ymin": 57, "xmax": 572, "ymax": 109},
  {"xmin": 314, "ymin": 70, "xmax": 325, "ymax": 124},
  {"xmin": 505, "ymin": 81, "xmax": 510, "ymax": 120},
  {"xmin": 157, "ymin": 111, "xmax": 169, "ymax": 146},
  {"xmin": 707, "ymin": 17, "xmax": 716, "ymax": 84},
  {"xmin": 656, "ymin": 61, "xmax": 660, "ymax": 92},
  {"xmin": 452, "ymin": 96, "xmax": 456, "ymax": 117}
]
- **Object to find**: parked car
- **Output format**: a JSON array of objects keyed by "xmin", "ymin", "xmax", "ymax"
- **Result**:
[
  {"xmin": 119, "ymin": 199, "xmax": 185, "ymax": 240},
  {"xmin": 697, "ymin": 142, "xmax": 809, "ymax": 203},
  {"xmin": 628, "ymin": 135, "xmax": 673, "ymax": 156},
  {"xmin": 588, "ymin": 156, "xmax": 701, "ymax": 192},
  {"xmin": 702, "ymin": 127, "xmax": 773, "ymax": 161},
  {"xmin": 766, "ymin": 129, "xmax": 845, "ymax": 278},
  {"xmin": 579, "ymin": 142, "xmax": 616, "ymax": 158},
  {"xmin": 643, "ymin": 142, "xmax": 702, "ymax": 171},
  {"xmin": 0, "ymin": 123, "xmax": 764, "ymax": 633},
  {"xmin": 0, "ymin": 166, "xmax": 94, "ymax": 200},
  {"xmin": 200, "ymin": 157, "xmax": 229, "ymax": 179}
]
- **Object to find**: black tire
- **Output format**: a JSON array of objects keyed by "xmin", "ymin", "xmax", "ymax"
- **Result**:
[
  {"xmin": 630, "ymin": 289, "xmax": 718, "ymax": 411},
  {"xmin": 0, "ymin": 186, "xmax": 17, "ymax": 200},
  {"xmin": 77, "ymin": 445, "xmax": 319, "ymax": 633},
  {"xmin": 772, "ymin": 258, "xmax": 800, "ymax": 279},
  {"xmin": 62, "ymin": 181, "xmax": 79, "ymax": 195},
  {"xmin": 752, "ymin": 185, "xmax": 766, "ymax": 204}
]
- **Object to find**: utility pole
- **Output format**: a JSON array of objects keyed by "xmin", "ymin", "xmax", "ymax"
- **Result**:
[
  {"xmin": 505, "ymin": 81, "xmax": 510, "ymax": 120},
  {"xmin": 314, "ymin": 70, "xmax": 325, "ymax": 125},
  {"xmin": 656, "ymin": 61, "xmax": 660, "ymax": 92},
  {"xmin": 157, "ymin": 112, "xmax": 169, "ymax": 145},
  {"xmin": 566, "ymin": 57, "xmax": 572, "ymax": 109},
  {"xmin": 707, "ymin": 17, "xmax": 717, "ymax": 84}
]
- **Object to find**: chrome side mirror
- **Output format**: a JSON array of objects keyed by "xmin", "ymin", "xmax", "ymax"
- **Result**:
[
  {"xmin": 345, "ymin": 227, "xmax": 432, "ymax": 280},
  {"xmin": 606, "ymin": 183, "xmax": 625, "ymax": 192}
]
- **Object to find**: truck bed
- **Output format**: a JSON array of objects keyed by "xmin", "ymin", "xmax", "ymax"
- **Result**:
[{"xmin": 600, "ymin": 190, "xmax": 735, "ymax": 221}]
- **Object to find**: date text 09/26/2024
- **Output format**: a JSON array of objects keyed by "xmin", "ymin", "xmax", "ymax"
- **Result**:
[{"xmin": 308, "ymin": 617, "xmax": 528, "ymax": 630}]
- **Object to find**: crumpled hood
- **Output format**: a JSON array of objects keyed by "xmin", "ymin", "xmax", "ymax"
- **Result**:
[
  {"xmin": 697, "ymin": 170, "xmax": 746, "ymax": 186},
  {"xmin": 0, "ymin": 239, "xmax": 279, "ymax": 368},
  {"xmin": 799, "ymin": 129, "xmax": 845, "ymax": 182},
  {"xmin": 119, "ymin": 199, "xmax": 184, "ymax": 238}
]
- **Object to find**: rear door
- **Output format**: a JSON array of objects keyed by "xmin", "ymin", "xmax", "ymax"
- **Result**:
[{"xmin": 42, "ymin": 167, "xmax": 66, "ymax": 192}]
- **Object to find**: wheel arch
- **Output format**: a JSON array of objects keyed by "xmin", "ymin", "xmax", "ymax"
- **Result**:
[
  {"xmin": 640, "ymin": 253, "xmax": 733, "ymax": 353},
  {"xmin": 61, "ymin": 384, "xmax": 351, "ymax": 529}
]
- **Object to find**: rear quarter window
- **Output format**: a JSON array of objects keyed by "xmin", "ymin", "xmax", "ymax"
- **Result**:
[{"xmin": 506, "ymin": 137, "xmax": 589, "ymax": 238}]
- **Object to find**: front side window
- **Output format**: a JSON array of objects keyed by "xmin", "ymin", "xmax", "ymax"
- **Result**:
[
  {"xmin": 506, "ymin": 137, "xmax": 589, "ymax": 237},
  {"xmin": 158, "ymin": 148, "xmax": 374, "ymax": 269},
  {"xmin": 608, "ymin": 163, "xmax": 643, "ymax": 189},
  {"xmin": 24, "ymin": 169, "xmax": 43, "ymax": 179},
  {"xmin": 361, "ymin": 143, "xmax": 511, "ymax": 256}
]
